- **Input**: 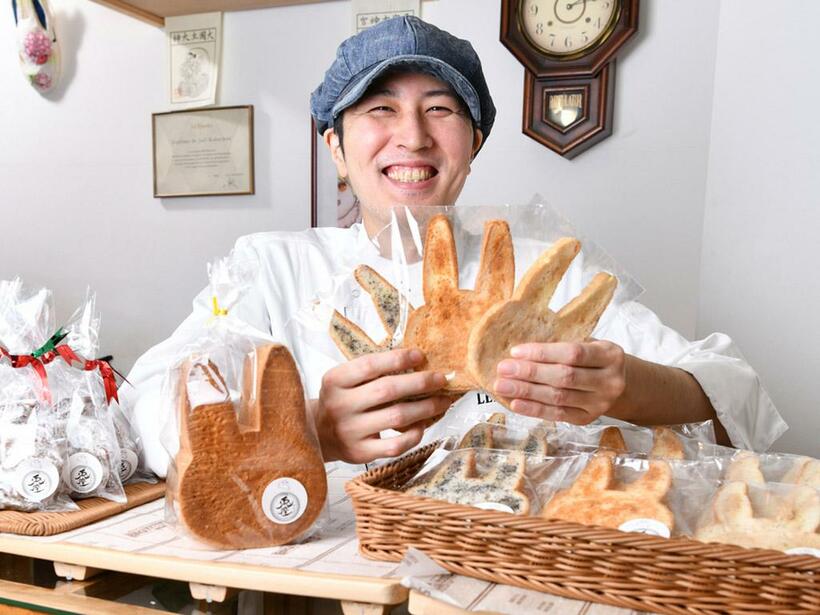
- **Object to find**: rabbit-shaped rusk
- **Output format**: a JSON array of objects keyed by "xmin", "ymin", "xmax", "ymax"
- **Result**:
[
  {"xmin": 329, "ymin": 265, "xmax": 409, "ymax": 358},
  {"xmin": 175, "ymin": 344, "xmax": 327, "ymax": 548},
  {"xmin": 405, "ymin": 448, "xmax": 530, "ymax": 515},
  {"xmin": 458, "ymin": 412, "xmax": 550, "ymax": 456},
  {"xmin": 542, "ymin": 452, "xmax": 675, "ymax": 531},
  {"xmin": 695, "ymin": 480, "xmax": 820, "ymax": 552},
  {"xmin": 402, "ymin": 215, "xmax": 515, "ymax": 393},
  {"xmin": 725, "ymin": 451, "xmax": 818, "ymax": 522},
  {"xmin": 467, "ymin": 237, "xmax": 617, "ymax": 409}
]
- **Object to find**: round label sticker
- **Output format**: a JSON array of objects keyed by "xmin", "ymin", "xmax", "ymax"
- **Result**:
[
  {"xmin": 62, "ymin": 452, "xmax": 103, "ymax": 494},
  {"xmin": 474, "ymin": 502, "xmax": 515, "ymax": 514},
  {"xmin": 785, "ymin": 547, "xmax": 820, "ymax": 558},
  {"xmin": 119, "ymin": 449, "xmax": 139, "ymax": 482},
  {"xmin": 15, "ymin": 459, "xmax": 59, "ymax": 502},
  {"xmin": 262, "ymin": 477, "xmax": 308, "ymax": 525},
  {"xmin": 618, "ymin": 518, "xmax": 671, "ymax": 538}
]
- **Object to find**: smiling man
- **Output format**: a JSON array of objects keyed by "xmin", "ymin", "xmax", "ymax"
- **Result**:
[{"xmin": 125, "ymin": 16, "xmax": 786, "ymax": 477}]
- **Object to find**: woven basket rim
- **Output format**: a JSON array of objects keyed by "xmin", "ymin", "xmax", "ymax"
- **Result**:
[{"xmin": 345, "ymin": 442, "xmax": 820, "ymax": 571}]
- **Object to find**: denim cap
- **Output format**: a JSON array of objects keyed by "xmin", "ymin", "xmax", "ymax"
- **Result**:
[{"xmin": 310, "ymin": 16, "xmax": 495, "ymax": 151}]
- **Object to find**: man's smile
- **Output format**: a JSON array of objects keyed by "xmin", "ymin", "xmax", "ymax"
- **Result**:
[{"xmin": 382, "ymin": 164, "xmax": 439, "ymax": 184}]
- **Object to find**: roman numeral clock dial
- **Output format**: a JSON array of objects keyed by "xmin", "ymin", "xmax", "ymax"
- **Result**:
[{"xmin": 500, "ymin": 0, "xmax": 641, "ymax": 158}]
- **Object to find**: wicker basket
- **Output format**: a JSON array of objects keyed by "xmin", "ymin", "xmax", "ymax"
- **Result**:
[{"xmin": 346, "ymin": 442, "xmax": 820, "ymax": 614}]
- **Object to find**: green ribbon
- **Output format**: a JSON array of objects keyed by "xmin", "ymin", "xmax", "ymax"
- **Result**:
[{"xmin": 31, "ymin": 327, "xmax": 68, "ymax": 358}]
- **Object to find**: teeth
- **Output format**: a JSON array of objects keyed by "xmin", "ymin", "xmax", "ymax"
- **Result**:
[{"xmin": 386, "ymin": 166, "xmax": 434, "ymax": 183}]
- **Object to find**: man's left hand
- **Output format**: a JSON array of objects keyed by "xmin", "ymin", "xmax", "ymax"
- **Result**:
[{"xmin": 492, "ymin": 340, "xmax": 626, "ymax": 424}]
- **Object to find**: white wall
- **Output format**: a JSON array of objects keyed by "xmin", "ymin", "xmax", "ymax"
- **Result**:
[
  {"xmin": 1, "ymin": 0, "xmax": 720, "ymax": 375},
  {"xmin": 699, "ymin": 0, "xmax": 820, "ymax": 456}
]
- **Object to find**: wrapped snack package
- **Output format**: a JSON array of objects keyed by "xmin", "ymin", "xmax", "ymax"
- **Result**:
[
  {"xmin": 694, "ymin": 479, "xmax": 820, "ymax": 555},
  {"xmin": 402, "ymin": 448, "xmax": 569, "ymax": 515},
  {"xmin": 1, "ymin": 280, "xmax": 130, "ymax": 504},
  {"xmin": 161, "ymin": 256, "xmax": 328, "ymax": 549},
  {"xmin": 537, "ymin": 452, "xmax": 722, "ymax": 538},
  {"xmin": 554, "ymin": 418, "xmax": 716, "ymax": 459},
  {"xmin": 55, "ymin": 369, "xmax": 125, "ymax": 502},
  {"xmin": 61, "ymin": 290, "xmax": 153, "ymax": 485},
  {"xmin": 0, "ymin": 364, "xmax": 76, "ymax": 512}
]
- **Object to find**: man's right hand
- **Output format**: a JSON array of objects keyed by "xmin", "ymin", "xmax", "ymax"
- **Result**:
[{"xmin": 311, "ymin": 348, "xmax": 452, "ymax": 464}]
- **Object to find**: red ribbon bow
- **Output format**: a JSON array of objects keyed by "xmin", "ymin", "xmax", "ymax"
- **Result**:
[{"xmin": 40, "ymin": 345, "xmax": 120, "ymax": 404}]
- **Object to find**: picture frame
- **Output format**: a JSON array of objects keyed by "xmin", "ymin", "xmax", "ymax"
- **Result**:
[
  {"xmin": 310, "ymin": 118, "xmax": 361, "ymax": 228},
  {"xmin": 152, "ymin": 105, "xmax": 255, "ymax": 198}
]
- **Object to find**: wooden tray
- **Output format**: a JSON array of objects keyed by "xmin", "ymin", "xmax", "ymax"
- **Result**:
[{"xmin": 0, "ymin": 482, "xmax": 165, "ymax": 536}]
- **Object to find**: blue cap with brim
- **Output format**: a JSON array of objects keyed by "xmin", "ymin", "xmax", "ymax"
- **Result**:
[{"xmin": 311, "ymin": 16, "xmax": 495, "ymax": 152}]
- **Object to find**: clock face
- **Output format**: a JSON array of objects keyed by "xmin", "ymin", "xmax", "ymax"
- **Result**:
[{"xmin": 520, "ymin": 0, "xmax": 620, "ymax": 58}]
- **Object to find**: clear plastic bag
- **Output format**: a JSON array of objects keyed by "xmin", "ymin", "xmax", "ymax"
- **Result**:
[
  {"xmin": 0, "ymin": 277, "xmax": 54, "ymax": 354},
  {"xmin": 161, "ymin": 255, "xmax": 329, "ymax": 549},
  {"xmin": 61, "ymin": 290, "xmax": 153, "ymax": 485},
  {"xmin": 0, "ymin": 363, "xmax": 76, "ymax": 512},
  {"xmin": 47, "ymin": 364, "xmax": 125, "ymax": 502},
  {"xmin": 303, "ymin": 201, "xmax": 640, "ymax": 401},
  {"xmin": 537, "ymin": 453, "xmax": 722, "ymax": 538},
  {"xmin": 698, "ymin": 445, "xmax": 820, "ymax": 488},
  {"xmin": 693, "ymin": 479, "xmax": 820, "ymax": 555},
  {"xmin": 554, "ymin": 418, "xmax": 716, "ymax": 459},
  {"xmin": 402, "ymin": 447, "xmax": 573, "ymax": 516}
]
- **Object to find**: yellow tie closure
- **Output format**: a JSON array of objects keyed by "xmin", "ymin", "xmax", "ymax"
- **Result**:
[{"xmin": 211, "ymin": 296, "xmax": 228, "ymax": 317}]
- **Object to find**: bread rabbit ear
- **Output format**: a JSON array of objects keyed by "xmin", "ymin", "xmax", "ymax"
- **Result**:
[
  {"xmin": 598, "ymin": 427, "xmax": 627, "ymax": 452},
  {"xmin": 625, "ymin": 460, "xmax": 673, "ymax": 500},
  {"xmin": 713, "ymin": 481, "xmax": 754, "ymax": 525},
  {"xmin": 179, "ymin": 361, "xmax": 238, "ymax": 451},
  {"xmin": 555, "ymin": 272, "xmax": 617, "ymax": 339},
  {"xmin": 329, "ymin": 310, "xmax": 383, "ymax": 359},
  {"xmin": 570, "ymin": 455, "xmax": 614, "ymax": 496},
  {"xmin": 726, "ymin": 451, "xmax": 765, "ymax": 484},
  {"xmin": 513, "ymin": 238, "xmax": 580, "ymax": 308},
  {"xmin": 423, "ymin": 215, "xmax": 459, "ymax": 300},
  {"xmin": 650, "ymin": 427, "xmax": 684, "ymax": 460},
  {"xmin": 474, "ymin": 220, "xmax": 514, "ymax": 301},
  {"xmin": 237, "ymin": 345, "xmax": 306, "ymax": 434}
]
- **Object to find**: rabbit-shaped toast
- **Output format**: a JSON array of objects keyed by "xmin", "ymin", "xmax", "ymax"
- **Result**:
[
  {"xmin": 467, "ymin": 238, "xmax": 616, "ymax": 408},
  {"xmin": 401, "ymin": 215, "xmax": 515, "ymax": 393},
  {"xmin": 174, "ymin": 344, "xmax": 327, "ymax": 548},
  {"xmin": 542, "ymin": 452, "xmax": 675, "ymax": 531}
]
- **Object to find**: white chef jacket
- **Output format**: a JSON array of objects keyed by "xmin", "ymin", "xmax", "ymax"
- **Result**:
[{"xmin": 123, "ymin": 224, "xmax": 788, "ymax": 477}]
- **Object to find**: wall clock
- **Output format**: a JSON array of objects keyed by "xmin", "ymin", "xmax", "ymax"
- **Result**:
[{"xmin": 501, "ymin": 0, "xmax": 640, "ymax": 159}]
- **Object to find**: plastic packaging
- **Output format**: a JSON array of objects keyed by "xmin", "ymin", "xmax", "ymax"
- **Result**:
[
  {"xmin": 0, "ymin": 280, "xmax": 130, "ymax": 504},
  {"xmin": 161, "ymin": 255, "xmax": 329, "ymax": 549},
  {"xmin": 693, "ymin": 479, "xmax": 820, "ymax": 554}
]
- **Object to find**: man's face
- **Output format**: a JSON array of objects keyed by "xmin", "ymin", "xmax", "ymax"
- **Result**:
[{"xmin": 324, "ymin": 71, "xmax": 482, "ymax": 231}]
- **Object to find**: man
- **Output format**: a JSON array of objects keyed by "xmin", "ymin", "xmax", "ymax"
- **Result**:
[{"xmin": 126, "ymin": 17, "xmax": 786, "ymax": 476}]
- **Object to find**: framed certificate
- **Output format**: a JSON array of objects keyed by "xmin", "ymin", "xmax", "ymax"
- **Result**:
[{"xmin": 152, "ymin": 105, "xmax": 254, "ymax": 198}]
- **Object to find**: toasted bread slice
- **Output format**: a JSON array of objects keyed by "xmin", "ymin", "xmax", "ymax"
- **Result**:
[
  {"xmin": 467, "ymin": 238, "xmax": 616, "ymax": 408},
  {"xmin": 403, "ymin": 215, "xmax": 514, "ymax": 393},
  {"xmin": 329, "ymin": 265, "xmax": 412, "ymax": 359}
]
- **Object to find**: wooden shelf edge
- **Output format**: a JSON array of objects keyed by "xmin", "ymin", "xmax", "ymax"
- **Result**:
[
  {"xmin": 89, "ymin": 0, "xmax": 165, "ymax": 27},
  {"xmin": 0, "ymin": 538, "xmax": 407, "ymax": 605}
]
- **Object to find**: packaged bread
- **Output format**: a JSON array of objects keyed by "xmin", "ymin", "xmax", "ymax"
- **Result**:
[
  {"xmin": 170, "ymin": 344, "xmax": 327, "ymax": 548},
  {"xmin": 160, "ymin": 256, "xmax": 327, "ymax": 548},
  {"xmin": 331, "ymin": 215, "xmax": 514, "ymax": 393},
  {"xmin": 541, "ymin": 452, "xmax": 676, "ymax": 536}
]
